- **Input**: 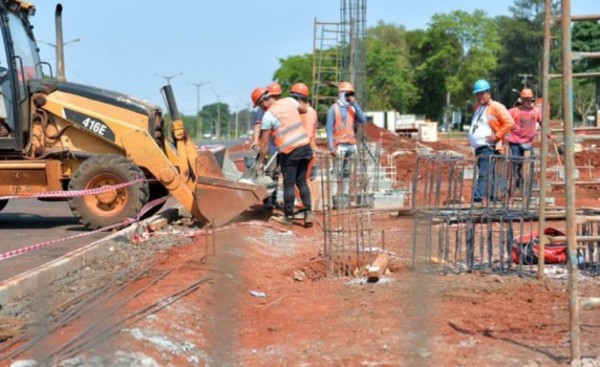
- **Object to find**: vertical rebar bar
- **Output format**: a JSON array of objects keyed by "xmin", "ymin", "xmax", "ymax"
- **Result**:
[
  {"xmin": 561, "ymin": 0, "xmax": 581, "ymax": 361},
  {"xmin": 538, "ymin": 0, "xmax": 552, "ymax": 279}
]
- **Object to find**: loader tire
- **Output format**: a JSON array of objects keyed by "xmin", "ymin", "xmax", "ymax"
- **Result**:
[
  {"xmin": 68, "ymin": 155, "xmax": 149, "ymax": 229},
  {"xmin": 0, "ymin": 199, "xmax": 7, "ymax": 211}
]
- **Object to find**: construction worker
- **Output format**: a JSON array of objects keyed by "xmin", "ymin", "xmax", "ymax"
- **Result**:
[
  {"xmin": 468, "ymin": 79, "xmax": 515, "ymax": 203},
  {"xmin": 251, "ymin": 82, "xmax": 282, "ymax": 209},
  {"xmin": 326, "ymin": 81, "xmax": 366, "ymax": 197},
  {"xmin": 251, "ymin": 87, "xmax": 313, "ymax": 227},
  {"xmin": 291, "ymin": 82, "xmax": 319, "ymax": 179},
  {"xmin": 507, "ymin": 88, "xmax": 550, "ymax": 190}
]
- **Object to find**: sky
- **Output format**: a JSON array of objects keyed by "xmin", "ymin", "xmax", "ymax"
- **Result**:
[{"xmin": 28, "ymin": 1, "xmax": 598, "ymax": 116}]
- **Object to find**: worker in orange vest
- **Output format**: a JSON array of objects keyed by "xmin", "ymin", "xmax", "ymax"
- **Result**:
[
  {"xmin": 251, "ymin": 86, "xmax": 313, "ymax": 227},
  {"xmin": 251, "ymin": 82, "xmax": 282, "ymax": 210},
  {"xmin": 290, "ymin": 83, "xmax": 319, "ymax": 179},
  {"xmin": 469, "ymin": 79, "xmax": 515, "ymax": 203},
  {"xmin": 326, "ymin": 81, "xmax": 366, "ymax": 197}
]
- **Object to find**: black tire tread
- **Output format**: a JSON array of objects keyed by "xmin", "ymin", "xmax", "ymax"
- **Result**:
[{"xmin": 68, "ymin": 154, "xmax": 149, "ymax": 229}]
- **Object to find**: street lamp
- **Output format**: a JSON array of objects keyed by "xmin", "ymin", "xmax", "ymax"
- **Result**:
[
  {"xmin": 188, "ymin": 80, "xmax": 210, "ymax": 139},
  {"xmin": 154, "ymin": 72, "xmax": 183, "ymax": 85},
  {"xmin": 39, "ymin": 38, "xmax": 81, "ymax": 49},
  {"xmin": 38, "ymin": 38, "xmax": 80, "ymax": 80}
]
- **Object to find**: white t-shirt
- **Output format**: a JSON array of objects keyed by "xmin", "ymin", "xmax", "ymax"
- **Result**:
[{"xmin": 468, "ymin": 105, "xmax": 492, "ymax": 149}]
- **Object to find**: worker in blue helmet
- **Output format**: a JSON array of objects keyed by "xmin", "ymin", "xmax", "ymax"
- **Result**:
[{"xmin": 468, "ymin": 79, "xmax": 515, "ymax": 205}]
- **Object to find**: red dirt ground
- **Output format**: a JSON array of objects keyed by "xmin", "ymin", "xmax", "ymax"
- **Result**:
[
  {"xmin": 3, "ymin": 124, "xmax": 600, "ymax": 366},
  {"xmin": 7, "ymin": 214, "xmax": 598, "ymax": 366}
]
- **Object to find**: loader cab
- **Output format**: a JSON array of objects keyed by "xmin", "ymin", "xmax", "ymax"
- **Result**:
[{"xmin": 0, "ymin": 1, "xmax": 42, "ymax": 153}]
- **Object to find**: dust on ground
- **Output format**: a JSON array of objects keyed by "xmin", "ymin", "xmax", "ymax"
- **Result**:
[{"xmin": 1, "ymin": 124, "xmax": 600, "ymax": 366}]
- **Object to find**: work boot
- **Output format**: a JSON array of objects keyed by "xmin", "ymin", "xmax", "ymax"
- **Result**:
[
  {"xmin": 304, "ymin": 210, "xmax": 314, "ymax": 228},
  {"xmin": 271, "ymin": 215, "xmax": 294, "ymax": 226}
]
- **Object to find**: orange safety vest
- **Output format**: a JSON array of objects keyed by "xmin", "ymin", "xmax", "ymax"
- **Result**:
[
  {"xmin": 301, "ymin": 105, "xmax": 318, "ymax": 150},
  {"xmin": 333, "ymin": 104, "xmax": 356, "ymax": 146},
  {"xmin": 268, "ymin": 98, "xmax": 310, "ymax": 154}
]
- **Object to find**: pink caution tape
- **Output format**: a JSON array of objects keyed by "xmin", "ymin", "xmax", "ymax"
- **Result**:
[
  {"xmin": 0, "ymin": 195, "xmax": 169, "ymax": 261},
  {"xmin": 0, "ymin": 178, "xmax": 146, "ymax": 201}
]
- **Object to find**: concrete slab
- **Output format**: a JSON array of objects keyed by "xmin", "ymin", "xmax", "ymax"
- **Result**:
[{"xmin": 0, "ymin": 208, "xmax": 181, "ymax": 304}]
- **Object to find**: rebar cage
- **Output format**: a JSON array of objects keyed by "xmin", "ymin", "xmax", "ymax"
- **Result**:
[{"xmin": 411, "ymin": 152, "xmax": 550, "ymax": 275}]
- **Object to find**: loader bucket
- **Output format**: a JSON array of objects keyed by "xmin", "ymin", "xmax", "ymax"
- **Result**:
[{"xmin": 195, "ymin": 150, "xmax": 269, "ymax": 227}]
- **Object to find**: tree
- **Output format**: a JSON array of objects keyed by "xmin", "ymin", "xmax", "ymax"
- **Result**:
[
  {"xmin": 366, "ymin": 22, "xmax": 418, "ymax": 112},
  {"xmin": 572, "ymin": 21, "xmax": 600, "ymax": 124},
  {"xmin": 416, "ymin": 10, "xmax": 500, "ymax": 124},
  {"xmin": 200, "ymin": 102, "xmax": 231, "ymax": 139},
  {"xmin": 273, "ymin": 53, "xmax": 313, "ymax": 93}
]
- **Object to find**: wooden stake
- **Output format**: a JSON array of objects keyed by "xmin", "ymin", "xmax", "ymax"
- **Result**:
[{"xmin": 367, "ymin": 253, "xmax": 390, "ymax": 281}]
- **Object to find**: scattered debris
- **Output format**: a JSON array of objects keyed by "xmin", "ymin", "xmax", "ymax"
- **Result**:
[
  {"xmin": 293, "ymin": 270, "xmax": 307, "ymax": 282},
  {"xmin": 249, "ymin": 290, "xmax": 267, "ymax": 298}
]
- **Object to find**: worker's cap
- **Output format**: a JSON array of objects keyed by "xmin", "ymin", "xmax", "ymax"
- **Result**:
[{"xmin": 251, "ymin": 87, "xmax": 269, "ymax": 108}]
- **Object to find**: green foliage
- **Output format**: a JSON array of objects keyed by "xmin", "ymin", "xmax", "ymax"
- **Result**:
[
  {"xmin": 572, "ymin": 21, "xmax": 600, "ymax": 73},
  {"xmin": 268, "ymin": 0, "xmax": 593, "ymax": 125},
  {"xmin": 416, "ymin": 10, "xmax": 500, "ymax": 121},
  {"xmin": 366, "ymin": 22, "xmax": 418, "ymax": 112},
  {"xmin": 200, "ymin": 102, "xmax": 231, "ymax": 138},
  {"xmin": 272, "ymin": 53, "xmax": 313, "ymax": 93}
]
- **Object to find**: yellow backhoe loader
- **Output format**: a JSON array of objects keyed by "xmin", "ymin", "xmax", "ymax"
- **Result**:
[{"xmin": 0, "ymin": 1, "xmax": 267, "ymax": 228}]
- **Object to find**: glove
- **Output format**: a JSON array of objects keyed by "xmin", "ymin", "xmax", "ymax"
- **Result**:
[{"xmin": 250, "ymin": 141, "xmax": 259, "ymax": 151}]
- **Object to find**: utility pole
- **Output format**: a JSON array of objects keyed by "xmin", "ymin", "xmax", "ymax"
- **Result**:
[
  {"xmin": 188, "ymin": 80, "xmax": 210, "ymax": 140},
  {"xmin": 234, "ymin": 101, "xmax": 241, "ymax": 139},
  {"xmin": 519, "ymin": 73, "xmax": 533, "ymax": 88},
  {"xmin": 154, "ymin": 72, "xmax": 183, "ymax": 85},
  {"xmin": 38, "ymin": 38, "xmax": 80, "ymax": 80},
  {"xmin": 210, "ymin": 86, "xmax": 221, "ymax": 139}
]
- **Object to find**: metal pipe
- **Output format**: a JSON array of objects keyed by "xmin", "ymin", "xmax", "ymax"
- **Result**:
[
  {"xmin": 555, "ymin": 14, "xmax": 600, "ymax": 22},
  {"xmin": 549, "ymin": 71, "xmax": 600, "ymax": 79},
  {"xmin": 538, "ymin": 0, "xmax": 552, "ymax": 279},
  {"xmin": 55, "ymin": 4, "xmax": 65, "ymax": 82},
  {"xmin": 561, "ymin": 0, "xmax": 581, "ymax": 362}
]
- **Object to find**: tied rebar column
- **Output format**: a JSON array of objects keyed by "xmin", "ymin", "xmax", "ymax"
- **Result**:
[
  {"xmin": 411, "ymin": 153, "xmax": 541, "ymax": 275},
  {"xmin": 319, "ymin": 145, "xmax": 384, "ymax": 277}
]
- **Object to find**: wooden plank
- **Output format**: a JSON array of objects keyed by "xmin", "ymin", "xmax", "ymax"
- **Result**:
[
  {"xmin": 148, "ymin": 217, "xmax": 168, "ymax": 232},
  {"xmin": 367, "ymin": 253, "xmax": 390, "ymax": 281}
]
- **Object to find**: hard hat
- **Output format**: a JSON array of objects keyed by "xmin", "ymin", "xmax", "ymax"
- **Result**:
[
  {"xmin": 290, "ymin": 83, "xmax": 310, "ymax": 97},
  {"xmin": 338, "ymin": 81, "xmax": 354, "ymax": 93},
  {"xmin": 267, "ymin": 82, "xmax": 282, "ymax": 96},
  {"xmin": 520, "ymin": 88, "xmax": 534, "ymax": 99},
  {"xmin": 473, "ymin": 79, "xmax": 491, "ymax": 94},
  {"xmin": 251, "ymin": 87, "xmax": 268, "ymax": 108}
]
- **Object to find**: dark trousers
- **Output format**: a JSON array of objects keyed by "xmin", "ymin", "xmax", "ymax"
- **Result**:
[
  {"xmin": 280, "ymin": 145, "xmax": 313, "ymax": 217},
  {"xmin": 509, "ymin": 142, "xmax": 534, "ymax": 189},
  {"xmin": 473, "ymin": 146, "xmax": 498, "ymax": 202}
]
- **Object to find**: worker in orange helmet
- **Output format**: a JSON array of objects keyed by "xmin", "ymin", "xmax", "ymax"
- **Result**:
[
  {"xmin": 326, "ymin": 81, "xmax": 366, "ymax": 198},
  {"xmin": 251, "ymin": 86, "xmax": 314, "ymax": 227},
  {"xmin": 290, "ymin": 82, "xmax": 320, "ymax": 211},
  {"xmin": 507, "ymin": 88, "xmax": 553, "ymax": 190},
  {"xmin": 251, "ymin": 82, "xmax": 283, "ymax": 210},
  {"xmin": 290, "ymin": 82, "xmax": 319, "ymax": 176}
]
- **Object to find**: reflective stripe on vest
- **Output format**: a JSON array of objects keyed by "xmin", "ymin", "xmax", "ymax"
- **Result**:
[
  {"xmin": 269, "ymin": 98, "xmax": 310, "ymax": 154},
  {"xmin": 333, "ymin": 104, "xmax": 356, "ymax": 146},
  {"xmin": 301, "ymin": 106, "xmax": 318, "ymax": 149}
]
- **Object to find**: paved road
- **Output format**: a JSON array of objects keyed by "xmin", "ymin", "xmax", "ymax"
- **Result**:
[{"xmin": 0, "ymin": 198, "xmax": 109, "ymax": 281}]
